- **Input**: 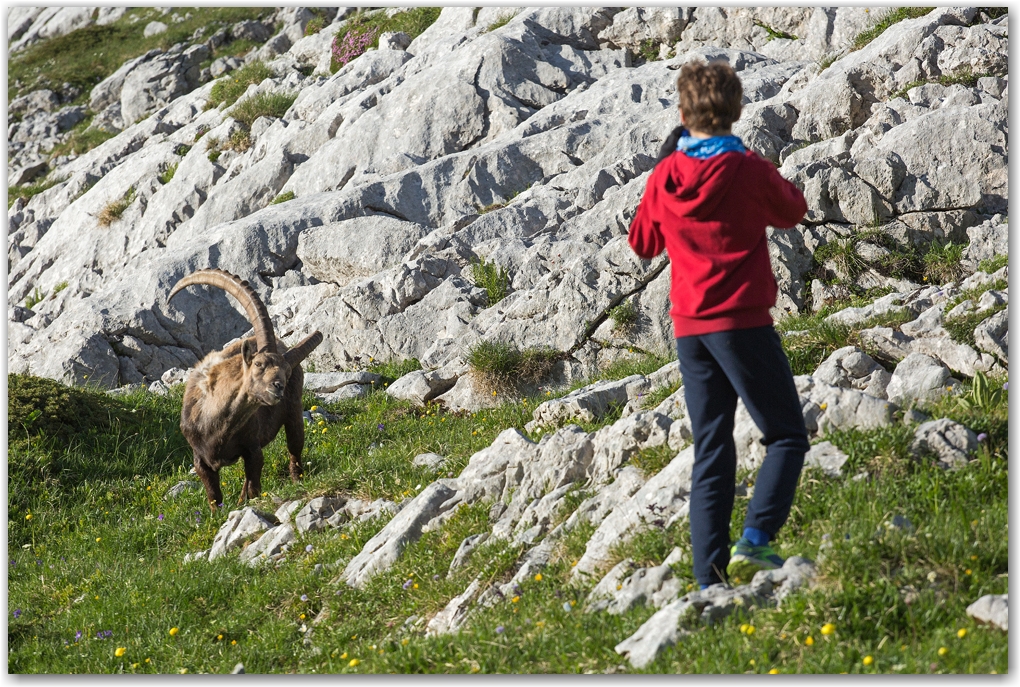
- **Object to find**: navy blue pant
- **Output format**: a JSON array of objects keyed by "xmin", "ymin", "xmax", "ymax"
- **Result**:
[{"xmin": 675, "ymin": 325, "xmax": 809, "ymax": 586}]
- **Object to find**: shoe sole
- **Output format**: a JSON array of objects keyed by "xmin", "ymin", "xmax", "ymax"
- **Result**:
[{"xmin": 726, "ymin": 555, "xmax": 781, "ymax": 585}]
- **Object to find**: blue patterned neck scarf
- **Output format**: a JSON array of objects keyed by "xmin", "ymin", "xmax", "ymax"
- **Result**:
[{"xmin": 676, "ymin": 128, "xmax": 746, "ymax": 159}]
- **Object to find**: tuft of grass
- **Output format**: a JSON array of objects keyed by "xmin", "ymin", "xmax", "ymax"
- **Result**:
[
  {"xmin": 330, "ymin": 8, "xmax": 441, "ymax": 73},
  {"xmin": 97, "ymin": 186, "xmax": 136, "ymax": 226},
  {"xmin": 23, "ymin": 287, "xmax": 46, "ymax": 310},
  {"xmin": 367, "ymin": 358, "xmax": 423, "ymax": 385},
  {"xmin": 814, "ymin": 237, "xmax": 870, "ymax": 282},
  {"xmin": 173, "ymin": 143, "xmax": 192, "ymax": 156},
  {"xmin": 157, "ymin": 162, "xmax": 178, "ymax": 185},
  {"xmin": 271, "ymin": 190, "xmax": 295, "ymax": 205},
  {"xmin": 921, "ymin": 240, "xmax": 965, "ymax": 285},
  {"xmin": 467, "ymin": 341, "xmax": 560, "ymax": 396},
  {"xmin": 977, "ymin": 254, "xmax": 1008, "ymax": 274},
  {"xmin": 193, "ymin": 125, "xmax": 209, "ymax": 142},
  {"xmin": 228, "ymin": 91, "xmax": 297, "ymax": 128},
  {"xmin": 636, "ymin": 38, "xmax": 661, "ymax": 63},
  {"xmin": 8, "ymin": 176, "xmax": 64, "ymax": 209},
  {"xmin": 609, "ymin": 300, "xmax": 638, "ymax": 333},
  {"xmin": 955, "ymin": 370, "xmax": 1004, "ymax": 414},
  {"xmin": 890, "ymin": 67, "xmax": 1006, "ymax": 100},
  {"xmin": 206, "ymin": 61, "xmax": 274, "ymax": 110},
  {"xmin": 484, "ymin": 12, "xmax": 517, "ymax": 32},
  {"xmin": 222, "ymin": 128, "xmax": 252, "ymax": 153},
  {"xmin": 304, "ymin": 16, "xmax": 326, "ymax": 36},
  {"xmin": 778, "ymin": 308, "xmax": 911, "ymax": 376},
  {"xmin": 755, "ymin": 20, "xmax": 797, "ymax": 41},
  {"xmin": 52, "ymin": 281, "xmax": 69, "ymax": 296},
  {"xmin": 850, "ymin": 7, "xmax": 935, "ymax": 51},
  {"xmin": 943, "ymin": 304, "xmax": 1006, "ymax": 347},
  {"xmin": 469, "ymin": 257, "xmax": 510, "ymax": 307}
]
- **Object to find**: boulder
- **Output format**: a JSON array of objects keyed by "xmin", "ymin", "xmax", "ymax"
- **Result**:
[
  {"xmin": 885, "ymin": 353, "xmax": 955, "ymax": 406},
  {"xmin": 910, "ymin": 418, "xmax": 978, "ymax": 469},
  {"xmin": 966, "ymin": 594, "xmax": 1008, "ymax": 631},
  {"xmin": 803, "ymin": 441, "xmax": 849, "ymax": 478},
  {"xmin": 207, "ymin": 508, "xmax": 277, "ymax": 561},
  {"xmin": 294, "ymin": 496, "xmax": 347, "ymax": 533}
]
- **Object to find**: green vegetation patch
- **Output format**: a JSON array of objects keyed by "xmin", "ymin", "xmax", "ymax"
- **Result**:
[
  {"xmin": 609, "ymin": 300, "xmax": 638, "ymax": 333},
  {"xmin": 8, "ymin": 7, "xmax": 273, "ymax": 103},
  {"xmin": 977, "ymin": 254, "xmax": 1008, "ymax": 274},
  {"xmin": 468, "ymin": 257, "xmax": 510, "ymax": 307},
  {"xmin": 271, "ymin": 190, "xmax": 296, "ymax": 205},
  {"xmin": 207, "ymin": 61, "xmax": 274, "ymax": 110},
  {"xmin": 778, "ymin": 308, "xmax": 911, "ymax": 377},
  {"xmin": 922, "ymin": 240, "xmax": 965, "ymax": 285},
  {"xmin": 330, "ymin": 8, "xmax": 441, "ymax": 73},
  {"xmin": 467, "ymin": 340, "xmax": 560, "ymax": 396},
  {"xmin": 8, "ymin": 176, "xmax": 64, "ymax": 209},
  {"xmin": 850, "ymin": 7, "xmax": 935, "ymax": 52},
  {"xmin": 755, "ymin": 21, "xmax": 797, "ymax": 41},
  {"xmin": 158, "ymin": 162, "xmax": 179, "ymax": 185},
  {"xmin": 49, "ymin": 119, "xmax": 116, "ymax": 159},
  {"xmin": 484, "ymin": 12, "xmax": 517, "ymax": 33},
  {"xmin": 97, "ymin": 186, "xmax": 136, "ymax": 226},
  {"xmin": 228, "ymin": 91, "xmax": 297, "ymax": 128}
]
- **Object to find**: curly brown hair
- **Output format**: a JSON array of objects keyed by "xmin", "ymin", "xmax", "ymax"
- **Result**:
[{"xmin": 676, "ymin": 60, "xmax": 743, "ymax": 133}]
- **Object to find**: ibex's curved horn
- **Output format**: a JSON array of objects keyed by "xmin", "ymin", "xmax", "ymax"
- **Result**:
[
  {"xmin": 169, "ymin": 269, "xmax": 276, "ymax": 353},
  {"xmin": 284, "ymin": 331, "xmax": 323, "ymax": 368}
]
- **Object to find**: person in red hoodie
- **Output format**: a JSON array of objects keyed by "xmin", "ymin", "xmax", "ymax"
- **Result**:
[{"xmin": 629, "ymin": 60, "xmax": 810, "ymax": 589}]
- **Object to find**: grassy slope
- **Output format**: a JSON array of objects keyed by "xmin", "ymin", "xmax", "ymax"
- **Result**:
[{"xmin": 7, "ymin": 350, "xmax": 1007, "ymax": 674}]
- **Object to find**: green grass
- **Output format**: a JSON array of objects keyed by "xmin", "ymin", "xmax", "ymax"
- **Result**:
[
  {"xmin": 889, "ymin": 67, "xmax": 1007, "ymax": 101},
  {"xmin": 304, "ymin": 16, "xmax": 326, "ymax": 36},
  {"xmin": 754, "ymin": 21, "xmax": 797, "ymax": 41},
  {"xmin": 943, "ymin": 305, "xmax": 1006, "ymax": 347},
  {"xmin": 8, "ymin": 8, "xmax": 273, "ymax": 104},
  {"xmin": 484, "ymin": 13, "xmax": 517, "ymax": 33},
  {"xmin": 9, "ymin": 176, "xmax": 64, "ymax": 209},
  {"xmin": 977, "ymin": 254, "xmax": 1008, "ymax": 274},
  {"xmin": 777, "ymin": 307, "xmax": 912, "ymax": 377},
  {"xmin": 271, "ymin": 191, "xmax": 295, "ymax": 205},
  {"xmin": 49, "ymin": 119, "xmax": 116, "ymax": 159},
  {"xmin": 158, "ymin": 163, "xmax": 178, "ymax": 186},
  {"xmin": 466, "ymin": 341, "xmax": 560, "ymax": 396},
  {"xmin": 8, "ymin": 366, "xmax": 1006, "ymax": 673},
  {"xmin": 228, "ymin": 92, "xmax": 297, "ymax": 129},
  {"xmin": 206, "ymin": 62, "xmax": 275, "ymax": 110},
  {"xmin": 608, "ymin": 301, "xmax": 638, "ymax": 333},
  {"xmin": 850, "ymin": 7, "xmax": 935, "ymax": 52},
  {"xmin": 468, "ymin": 258, "xmax": 510, "ymax": 307},
  {"xmin": 23, "ymin": 287, "xmax": 46, "ymax": 310},
  {"xmin": 922, "ymin": 241, "xmax": 965, "ymax": 285},
  {"xmin": 53, "ymin": 281, "xmax": 70, "ymax": 296}
]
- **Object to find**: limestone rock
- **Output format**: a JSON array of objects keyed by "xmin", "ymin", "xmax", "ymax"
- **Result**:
[
  {"xmin": 239, "ymin": 523, "xmax": 296, "ymax": 565},
  {"xmin": 586, "ymin": 548, "xmax": 685, "ymax": 614},
  {"xmin": 274, "ymin": 500, "xmax": 305, "ymax": 524},
  {"xmin": 804, "ymin": 441, "xmax": 849, "ymax": 478},
  {"xmin": 304, "ymin": 371, "xmax": 381, "ymax": 394},
  {"xmin": 910, "ymin": 418, "xmax": 978, "ymax": 469},
  {"xmin": 526, "ymin": 375, "xmax": 645, "ymax": 430},
  {"xmin": 294, "ymin": 497, "xmax": 347, "ymax": 533},
  {"xmin": 207, "ymin": 508, "xmax": 277, "ymax": 561},
  {"xmin": 812, "ymin": 346, "xmax": 891, "ymax": 399},
  {"xmin": 426, "ymin": 578, "xmax": 482, "ymax": 636},
  {"xmin": 165, "ymin": 480, "xmax": 201, "ymax": 499},
  {"xmin": 966, "ymin": 594, "xmax": 1008, "ymax": 631},
  {"xmin": 886, "ymin": 353, "xmax": 955, "ymax": 406},
  {"xmin": 412, "ymin": 452, "xmax": 446, "ymax": 471},
  {"xmin": 588, "ymin": 410, "xmax": 673, "ymax": 486},
  {"xmin": 447, "ymin": 533, "xmax": 487, "ymax": 576}
]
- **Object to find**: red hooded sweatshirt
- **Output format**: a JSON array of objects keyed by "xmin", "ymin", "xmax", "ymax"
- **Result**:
[{"xmin": 628, "ymin": 147, "xmax": 807, "ymax": 338}]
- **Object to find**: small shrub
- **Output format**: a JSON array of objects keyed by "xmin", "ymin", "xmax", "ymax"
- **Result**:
[
  {"xmin": 851, "ymin": 7, "xmax": 934, "ymax": 51},
  {"xmin": 922, "ymin": 240, "xmax": 965, "ymax": 284},
  {"xmin": 271, "ymin": 190, "xmax": 295, "ymax": 205},
  {"xmin": 467, "ymin": 341, "xmax": 559, "ymax": 395},
  {"xmin": 97, "ymin": 186, "xmax": 136, "ymax": 226},
  {"xmin": 174, "ymin": 143, "xmax": 191, "ymax": 156},
  {"xmin": 978, "ymin": 254, "xmax": 1008, "ymax": 274},
  {"xmin": 158, "ymin": 162, "xmax": 178, "ymax": 185},
  {"xmin": 208, "ymin": 149, "xmax": 221, "ymax": 163},
  {"xmin": 636, "ymin": 38, "xmax": 661, "ymax": 63},
  {"xmin": 330, "ymin": 8, "xmax": 441, "ymax": 73},
  {"xmin": 193, "ymin": 125, "xmax": 209, "ymax": 141},
  {"xmin": 24, "ymin": 287, "xmax": 46, "ymax": 310},
  {"xmin": 331, "ymin": 20, "xmax": 380, "ymax": 72},
  {"xmin": 609, "ymin": 300, "xmax": 638, "ymax": 332},
  {"xmin": 228, "ymin": 91, "xmax": 297, "ymax": 128},
  {"xmin": 206, "ymin": 61, "xmax": 274, "ymax": 109},
  {"xmin": 8, "ymin": 373, "xmax": 133, "ymax": 446},
  {"xmin": 469, "ymin": 257, "xmax": 510, "ymax": 307},
  {"xmin": 304, "ymin": 16, "xmax": 326, "ymax": 36}
]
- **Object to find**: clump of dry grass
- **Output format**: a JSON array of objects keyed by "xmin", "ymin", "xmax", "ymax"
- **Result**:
[{"xmin": 97, "ymin": 186, "xmax": 135, "ymax": 226}]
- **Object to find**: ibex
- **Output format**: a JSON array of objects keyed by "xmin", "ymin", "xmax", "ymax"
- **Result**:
[{"xmin": 168, "ymin": 269, "xmax": 323, "ymax": 509}]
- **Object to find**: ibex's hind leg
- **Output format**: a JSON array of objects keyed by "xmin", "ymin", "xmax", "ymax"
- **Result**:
[
  {"xmin": 194, "ymin": 455, "xmax": 223, "ymax": 510},
  {"xmin": 283, "ymin": 412, "xmax": 306, "ymax": 482},
  {"xmin": 239, "ymin": 445, "xmax": 265, "ymax": 504}
]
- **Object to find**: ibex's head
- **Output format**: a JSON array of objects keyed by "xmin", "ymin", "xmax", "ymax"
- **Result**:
[{"xmin": 169, "ymin": 268, "xmax": 324, "ymax": 402}]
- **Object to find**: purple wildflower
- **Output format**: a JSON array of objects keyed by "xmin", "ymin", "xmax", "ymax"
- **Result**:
[
  {"xmin": 331, "ymin": 26, "xmax": 379, "ymax": 69},
  {"xmin": 977, "ymin": 433, "xmax": 988, "ymax": 442},
  {"xmin": 158, "ymin": 514, "xmax": 164, "ymax": 521},
  {"xmin": 495, "ymin": 626, "xmax": 505, "ymax": 634},
  {"xmin": 300, "ymin": 594, "xmax": 309, "ymax": 602},
  {"xmin": 36, "ymin": 559, "xmax": 42, "ymax": 565},
  {"xmin": 13, "ymin": 609, "xmax": 21, "ymax": 619},
  {"xmin": 9, "ymin": 561, "xmax": 14, "ymax": 567},
  {"xmin": 1003, "ymin": 381, "xmax": 1009, "ymax": 391},
  {"xmin": 377, "ymin": 423, "xmax": 385, "ymax": 431},
  {"xmin": 75, "ymin": 631, "xmax": 82, "ymax": 641},
  {"xmin": 305, "ymin": 544, "xmax": 314, "ymax": 553},
  {"xmin": 402, "ymin": 579, "xmax": 414, "ymax": 590}
]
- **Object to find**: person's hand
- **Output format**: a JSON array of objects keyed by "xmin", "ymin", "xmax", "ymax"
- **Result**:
[{"xmin": 656, "ymin": 126, "xmax": 686, "ymax": 163}]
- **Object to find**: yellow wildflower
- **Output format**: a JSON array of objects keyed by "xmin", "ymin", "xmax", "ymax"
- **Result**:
[
  {"xmin": 863, "ymin": 656, "xmax": 874, "ymax": 666},
  {"xmin": 805, "ymin": 636, "xmax": 814, "ymax": 646},
  {"xmin": 169, "ymin": 627, "xmax": 179, "ymax": 636},
  {"xmin": 938, "ymin": 647, "xmax": 948, "ymax": 657},
  {"xmin": 115, "ymin": 647, "xmax": 126, "ymax": 657},
  {"xmin": 348, "ymin": 659, "xmax": 360, "ymax": 667},
  {"xmin": 340, "ymin": 652, "xmax": 348, "ymax": 659},
  {"xmin": 401, "ymin": 638, "xmax": 409, "ymax": 645},
  {"xmin": 25, "ymin": 514, "xmax": 31, "ymax": 520},
  {"xmin": 512, "ymin": 596, "xmax": 520, "ymax": 603},
  {"xmin": 534, "ymin": 573, "xmax": 543, "ymax": 582},
  {"xmin": 769, "ymin": 668, "xmax": 779, "ymax": 674},
  {"xmin": 821, "ymin": 623, "xmax": 835, "ymax": 636},
  {"xmin": 957, "ymin": 628, "xmax": 967, "ymax": 639}
]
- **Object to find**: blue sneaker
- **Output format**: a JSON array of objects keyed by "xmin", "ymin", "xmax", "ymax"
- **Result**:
[{"xmin": 726, "ymin": 537, "xmax": 784, "ymax": 584}]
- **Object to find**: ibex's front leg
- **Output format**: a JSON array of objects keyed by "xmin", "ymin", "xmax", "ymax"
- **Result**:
[
  {"xmin": 239, "ymin": 445, "xmax": 265, "ymax": 503},
  {"xmin": 284, "ymin": 412, "xmax": 305, "ymax": 482},
  {"xmin": 194, "ymin": 454, "xmax": 224, "ymax": 510}
]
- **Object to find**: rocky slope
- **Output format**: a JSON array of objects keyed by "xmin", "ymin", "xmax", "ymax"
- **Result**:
[{"xmin": 8, "ymin": 6, "xmax": 1008, "ymax": 397}]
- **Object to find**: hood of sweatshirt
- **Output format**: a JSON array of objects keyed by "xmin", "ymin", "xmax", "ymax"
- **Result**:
[{"xmin": 658, "ymin": 150, "xmax": 749, "ymax": 221}]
